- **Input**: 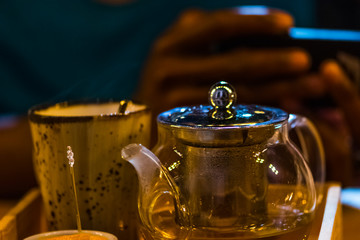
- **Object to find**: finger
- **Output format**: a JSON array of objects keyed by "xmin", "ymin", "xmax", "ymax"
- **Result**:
[
  {"xmin": 151, "ymin": 74, "xmax": 322, "ymax": 113},
  {"xmin": 148, "ymin": 48, "xmax": 310, "ymax": 88},
  {"xmin": 144, "ymin": 86, "xmax": 209, "ymax": 117},
  {"xmin": 164, "ymin": 86, "xmax": 209, "ymax": 108},
  {"xmin": 155, "ymin": 8, "xmax": 293, "ymax": 53},
  {"xmin": 320, "ymin": 60, "xmax": 360, "ymax": 143},
  {"xmin": 236, "ymin": 74, "xmax": 325, "ymax": 105}
]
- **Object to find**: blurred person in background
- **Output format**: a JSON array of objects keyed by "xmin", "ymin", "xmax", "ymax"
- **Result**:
[{"xmin": 0, "ymin": 0, "xmax": 359, "ymax": 197}]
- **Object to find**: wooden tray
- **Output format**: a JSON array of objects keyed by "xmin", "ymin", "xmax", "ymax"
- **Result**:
[
  {"xmin": 0, "ymin": 183, "xmax": 342, "ymax": 240},
  {"xmin": 309, "ymin": 183, "xmax": 342, "ymax": 240}
]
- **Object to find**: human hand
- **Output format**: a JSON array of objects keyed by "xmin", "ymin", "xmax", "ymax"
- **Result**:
[
  {"xmin": 316, "ymin": 61, "xmax": 360, "ymax": 186},
  {"xmin": 135, "ymin": 6, "xmax": 313, "ymax": 117},
  {"xmin": 282, "ymin": 61, "xmax": 359, "ymax": 186}
]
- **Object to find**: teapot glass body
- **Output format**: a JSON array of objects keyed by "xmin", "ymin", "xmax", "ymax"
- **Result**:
[{"xmin": 122, "ymin": 106, "xmax": 321, "ymax": 240}]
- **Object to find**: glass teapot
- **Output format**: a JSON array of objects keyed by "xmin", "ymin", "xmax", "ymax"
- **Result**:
[{"xmin": 122, "ymin": 82, "xmax": 324, "ymax": 240}]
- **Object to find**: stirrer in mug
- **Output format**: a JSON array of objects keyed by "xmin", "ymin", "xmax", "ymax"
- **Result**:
[
  {"xmin": 118, "ymin": 100, "xmax": 131, "ymax": 114},
  {"xmin": 67, "ymin": 146, "xmax": 82, "ymax": 232}
]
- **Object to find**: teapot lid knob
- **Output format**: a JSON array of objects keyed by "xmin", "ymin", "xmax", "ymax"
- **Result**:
[{"xmin": 209, "ymin": 81, "xmax": 237, "ymax": 120}]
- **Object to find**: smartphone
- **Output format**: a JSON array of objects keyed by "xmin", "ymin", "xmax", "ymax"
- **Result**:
[{"xmin": 289, "ymin": 27, "xmax": 360, "ymax": 86}]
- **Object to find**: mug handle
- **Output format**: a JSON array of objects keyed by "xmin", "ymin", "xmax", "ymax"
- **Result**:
[{"xmin": 288, "ymin": 114, "xmax": 326, "ymax": 204}]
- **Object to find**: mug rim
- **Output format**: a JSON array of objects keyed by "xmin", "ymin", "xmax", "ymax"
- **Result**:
[
  {"xmin": 24, "ymin": 229, "xmax": 118, "ymax": 240},
  {"xmin": 28, "ymin": 99, "xmax": 151, "ymax": 124}
]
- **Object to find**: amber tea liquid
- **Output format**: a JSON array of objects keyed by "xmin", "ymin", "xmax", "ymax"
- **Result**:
[
  {"xmin": 141, "ymin": 185, "xmax": 314, "ymax": 240},
  {"xmin": 143, "ymin": 205, "xmax": 313, "ymax": 240}
]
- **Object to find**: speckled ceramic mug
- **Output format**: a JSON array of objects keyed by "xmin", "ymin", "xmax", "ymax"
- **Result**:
[{"xmin": 28, "ymin": 100, "xmax": 151, "ymax": 240}]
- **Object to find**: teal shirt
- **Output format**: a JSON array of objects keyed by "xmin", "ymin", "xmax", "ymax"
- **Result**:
[{"xmin": 0, "ymin": 0, "xmax": 315, "ymax": 114}]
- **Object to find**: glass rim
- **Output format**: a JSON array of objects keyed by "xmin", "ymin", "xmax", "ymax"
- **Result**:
[{"xmin": 24, "ymin": 230, "xmax": 118, "ymax": 240}]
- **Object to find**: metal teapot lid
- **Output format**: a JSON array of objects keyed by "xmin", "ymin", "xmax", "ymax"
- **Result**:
[
  {"xmin": 157, "ymin": 81, "xmax": 288, "ymax": 146},
  {"xmin": 158, "ymin": 81, "xmax": 288, "ymax": 129}
]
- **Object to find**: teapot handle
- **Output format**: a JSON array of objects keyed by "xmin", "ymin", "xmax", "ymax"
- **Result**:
[
  {"xmin": 122, "ymin": 143, "xmax": 190, "ymax": 240},
  {"xmin": 288, "ymin": 114, "xmax": 325, "ymax": 204}
]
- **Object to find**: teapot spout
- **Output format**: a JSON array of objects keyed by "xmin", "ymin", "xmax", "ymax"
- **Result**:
[{"xmin": 121, "ymin": 143, "xmax": 189, "ymax": 239}]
